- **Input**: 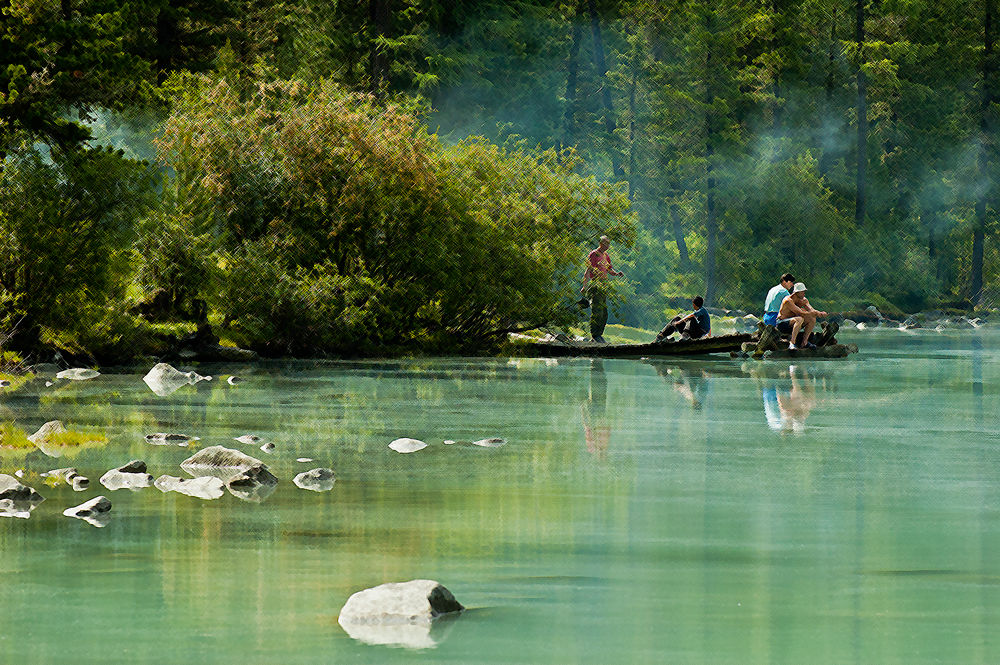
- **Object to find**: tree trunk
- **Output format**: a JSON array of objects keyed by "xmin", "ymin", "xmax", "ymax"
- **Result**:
[
  {"xmin": 586, "ymin": 0, "xmax": 624, "ymax": 179},
  {"xmin": 669, "ymin": 203, "xmax": 691, "ymax": 267},
  {"xmin": 562, "ymin": 10, "xmax": 583, "ymax": 151},
  {"xmin": 155, "ymin": 7, "xmax": 179, "ymax": 84},
  {"xmin": 368, "ymin": 0, "xmax": 391, "ymax": 97},
  {"xmin": 972, "ymin": 0, "xmax": 995, "ymax": 305},
  {"xmin": 627, "ymin": 43, "xmax": 638, "ymax": 200},
  {"xmin": 704, "ymin": 36, "xmax": 717, "ymax": 306},
  {"xmin": 855, "ymin": 0, "xmax": 867, "ymax": 226},
  {"xmin": 820, "ymin": 10, "xmax": 838, "ymax": 177}
]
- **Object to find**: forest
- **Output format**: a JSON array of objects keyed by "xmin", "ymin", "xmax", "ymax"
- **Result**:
[{"xmin": 2, "ymin": 0, "xmax": 998, "ymax": 360}]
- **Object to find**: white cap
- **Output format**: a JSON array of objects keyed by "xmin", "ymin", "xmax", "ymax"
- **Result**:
[{"xmin": 792, "ymin": 282, "xmax": 807, "ymax": 293}]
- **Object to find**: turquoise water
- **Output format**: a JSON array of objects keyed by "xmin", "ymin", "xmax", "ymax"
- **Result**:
[{"xmin": 1, "ymin": 329, "xmax": 998, "ymax": 664}]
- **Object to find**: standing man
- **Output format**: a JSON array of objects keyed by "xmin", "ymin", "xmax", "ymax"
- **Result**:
[
  {"xmin": 763, "ymin": 273, "xmax": 795, "ymax": 326},
  {"xmin": 581, "ymin": 235, "xmax": 624, "ymax": 343}
]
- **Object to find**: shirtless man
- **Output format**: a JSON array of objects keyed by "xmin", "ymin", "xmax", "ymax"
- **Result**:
[{"xmin": 776, "ymin": 282, "xmax": 828, "ymax": 350}]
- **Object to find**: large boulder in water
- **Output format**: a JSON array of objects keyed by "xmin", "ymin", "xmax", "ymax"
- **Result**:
[
  {"xmin": 0, "ymin": 474, "xmax": 45, "ymax": 518},
  {"xmin": 338, "ymin": 580, "xmax": 463, "ymax": 626},
  {"xmin": 142, "ymin": 363, "xmax": 211, "ymax": 396},
  {"xmin": 180, "ymin": 445, "xmax": 267, "ymax": 481},
  {"xmin": 100, "ymin": 461, "xmax": 154, "ymax": 491},
  {"xmin": 63, "ymin": 496, "xmax": 112, "ymax": 527}
]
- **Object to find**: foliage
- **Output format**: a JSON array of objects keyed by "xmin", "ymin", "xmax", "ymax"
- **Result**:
[{"xmin": 156, "ymin": 76, "xmax": 636, "ymax": 355}]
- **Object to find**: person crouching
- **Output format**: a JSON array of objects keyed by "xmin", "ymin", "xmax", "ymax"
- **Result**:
[{"xmin": 656, "ymin": 297, "xmax": 711, "ymax": 343}]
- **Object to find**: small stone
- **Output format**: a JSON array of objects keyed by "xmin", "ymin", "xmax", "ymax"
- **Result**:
[
  {"xmin": 259, "ymin": 442, "xmax": 275, "ymax": 453},
  {"xmin": 471, "ymin": 437, "xmax": 506, "ymax": 448},
  {"xmin": 145, "ymin": 432, "xmax": 199, "ymax": 445},
  {"xmin": 296, "ymin": 457, "xmax": 314, "ymax": 463},
  {"xmin": 100, "ymin": 461, "xmax": 154, "ymax": 491},
  {"xmin": 63, "ymin": 495, "xmax": 111, "ymax": 517},
  {"xmin": 226, "ymin": 466, "xmax": 279, "ymax": 502},
  {"xmin": 443, "ymin": 440, "xmax": 456, "ymax": 445},
  {"xmin": 389, "ymin": 438, "xmax": 427, "ymax": 453},
  {"xmin": 234, "ymin": 434, "xmax": 261, "ymax": 445},
  {"xmin": 227, "ymin": 376, "xmax": 243, "ymax": 385}
]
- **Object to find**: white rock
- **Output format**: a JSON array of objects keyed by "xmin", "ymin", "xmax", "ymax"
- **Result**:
[
  {"xmin": 293, "ymin": 468, "xmax": 335, "ymax": 492},
  {"xmin": 41, "ymin": 467, "xmax": 89, "ymax": 491},
  {"xmin": 296, "ymin": 457, "xmax": 314, "ymax": 463},
  {"xmin": 0, "ymin": 474, "xmax": 44, "ymax": 518},
  {"xmin": 338, "ymin": 580, "xmax": 463, "ymax": 647},
  {"xmin": 154, "ymin": 475, "xmax": 225, "ymax": 500},
  {"xmin": 180, "ymin": 445, "xmax": 268, "ymax": 482},
  {"xmin": 472, "ymin": 437, "xmax": 506, "ymax": 448},
  {"xmin": 443, "ymin": 440, "xmax": 456, "ymax": 445},
  {"xmin": 63, "ymin": 496, "xmax": 112, "ymax": 527},
  {"xmin": 27, "ymin": 420, "xmax": 67, "ymax": 444},
  {"xmin": 234, "ymin": 434, "xmax": 261, "ymax": 445},
  {"xmin": 227, "ymin": 376, "xmax": 243, "ymax": 385},
  {"xmin": 142, "ymin": 362, "xmax": 210, "ymax": 396},
  {"xmin": 100, "ymin": 461, "xmax": 154, "ymax": 491},
  {"xmin": 55, "ymin": 368, "xmax": 100, "ymax": 381},
  {"xmin": 0, "ymin": 380, "xmax": 10, "ymax": 388},
  {"xmin": 226, "ymin": 466, "xmax": 279, "ymax": 503},
  {"xmin": 389, "ymin": 438, "xmax": 427, "ymax": 454},
  {"xmin": 259, "ymin": 442, "xmax": 275, "ymax": 453}
]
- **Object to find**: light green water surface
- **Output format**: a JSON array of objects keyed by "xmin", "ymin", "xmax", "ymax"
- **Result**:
[{"xmin": 1, "ymin": 329, "xmax": 998, "ymax": 664}]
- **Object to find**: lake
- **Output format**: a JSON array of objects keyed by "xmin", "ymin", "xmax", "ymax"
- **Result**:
[{"xmin": 1, "ymin": 328, "xmax": 997, "ymax": 664}]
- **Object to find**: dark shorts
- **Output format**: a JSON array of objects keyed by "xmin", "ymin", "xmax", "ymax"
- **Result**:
[{"xmin": 776, "ymin": 319, "xmax": 796, "ymax": 335}]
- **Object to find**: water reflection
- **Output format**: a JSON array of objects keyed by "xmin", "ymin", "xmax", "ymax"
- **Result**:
[
  {"xmin": 746, "ymin": 363, "xmax": 828, "ymax": 434},
  {"xmin": 648, "ymin": 363, "xmax": 713, "ymax": 410},
  {"xmin": 581, "ymin": 360, "xmax": 609, "ymax": 458}
]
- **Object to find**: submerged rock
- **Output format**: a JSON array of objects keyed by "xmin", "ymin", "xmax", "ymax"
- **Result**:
[
  {"xmin": 259, "ymin": 442, "xmax": 275, "ymax": 453},
  {"xmin": 145, "ymin": 432, "xmax": 199, "ymax": 445},
  {"xmin": 389, "ymin": 438, "xmax": 427, "ymax": 454},
  {"xmin": 142, "ymin": 363, "xmax": 211, "ymax": 397},
  {"xmin": 226, "ymin": 466, "xmax": 279, "ymax": 503},
  {"xmin": 154, "ymin": 475, "xmax": 225, "ymax": 500},
  {"xmin": 293, "ymin": 468, "xmax": 335, "ymax": 492},
  {"xmin": 55, "ymin": 368, "xmax": 100, "ymax": 381},
  {"xmin": 338, "ymin": 580, "xmax": 464, "ymax": 648},
  {"xmin": 233, "ymin": 434, "xmax": 262, "ymax": 445},
  {"xmin": 0, "ymin": 474, "xmax": 45, "ymax": 518},
  {"xmin": 41, "ymin": 467, "xmax": 89, "ymax": 491},
  {"xmin": 471, "ymin": 437, "xmax": 506, "ymax": 448},
  {"xmin": 100, "ymin": 461, "xmax": 154, "ymax": 491},
  {"xmin": 180, "ymin": 445, "xmax": 266, "ymax": 480},
  {"xmin": 63, "ymin": 496, "xmax": 112, "ymax": 527}
]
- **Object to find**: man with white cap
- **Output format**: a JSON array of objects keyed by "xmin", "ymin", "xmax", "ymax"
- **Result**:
[{"xmin": 776, "ymin": 282, "xmax": 828, "ymax": 350}]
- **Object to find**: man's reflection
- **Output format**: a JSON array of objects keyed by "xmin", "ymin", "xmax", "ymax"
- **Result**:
[
  {"xmin": 649, "ymin": 363, "xmax": 711, "ymax": 410},
  {"xmin": 759, "ymin": 364, "xmax": 817, "ymax": 433},
  {"xmin": 582, "ymin": 360, "xmax": 609, "ymax": 458}
]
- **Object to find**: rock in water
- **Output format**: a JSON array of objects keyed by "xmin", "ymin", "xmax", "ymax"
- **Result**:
[
  {"xmin": 0, "ymin": 474, "xmax": 45, "ymax": 518},
  {"xmin": 27, "ymin": 420, "xmax": 67, "ymax": 444},
  {"xmin": 41, "ymin": 467, "xmax": 89, "ymax": 491},
  {"xmin": 100, "ymin": 461, "xmax": 154, "ymax": 491},
  {"xmin": 293, "ymin": 468, "xmax": 336, "ymax": 492},
  {"xmin": 227, "ymin": 376, "xmax": 243, "ymax": 385},
  {"xmin": 142, "ymin": 362, "xmax": 211, "ymax": 396},
  {"xmin": 471, "ymin": 437, "xmax": 506, "ymax": 448},
  {"xmin": 225, "ymin": 466, "xmax": 279, "ymax": 503},
  {"xmin": 259, "ymin": 442, "xmax": 275, "ymax": 453},
  {"xmin": 145, "ymin": 432, "xmax": 199, "ymax": 445},
  {"xmin": 234, "ymin": 434, "xmax": 261, "ymax": 445},
  {"xmin": 389, "ymin": 438, "xmax": 427, "ymax": 454},
  {"xmin": 154, "ymin": 475, "xmax": 225, "ymax": 500},
  {"xmin": 63, "ymin": 496, "xmax": 112, "ymax": 527},
  {"xmin": 55, "ymin": 368, "xmax": 100, "ymax": 381},
  {"xmin": 180, "ymin": 445, "xmax": 274, "ymax": 489},
  {"xmin": 338, "ymin": 580, "xmax": 464, "ymax": 648},
  {"xmin": 0, "ymin": 380, "xmax": 10, "ymax": 388}
]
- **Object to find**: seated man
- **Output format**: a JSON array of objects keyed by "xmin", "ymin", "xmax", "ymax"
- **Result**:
[
  {"xmin": 763, "ymin": 273, "xmax": 795, "ymax": 326},
  {"xmin": 656, "ymin": 296, "xmax": 711, "ymax": 342},
  {"xmin": 776, "ymin": 283, "xmax": 828, "ymax": 350}
]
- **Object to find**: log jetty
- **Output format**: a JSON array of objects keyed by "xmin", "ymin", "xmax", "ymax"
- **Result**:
[
  {"xmin": 525, "ymin": 333, "xmax": 751, "ymax": 358},
  {"xmin": 733, "ymin": 321, "xmax": 858, "ymax": 360}
]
